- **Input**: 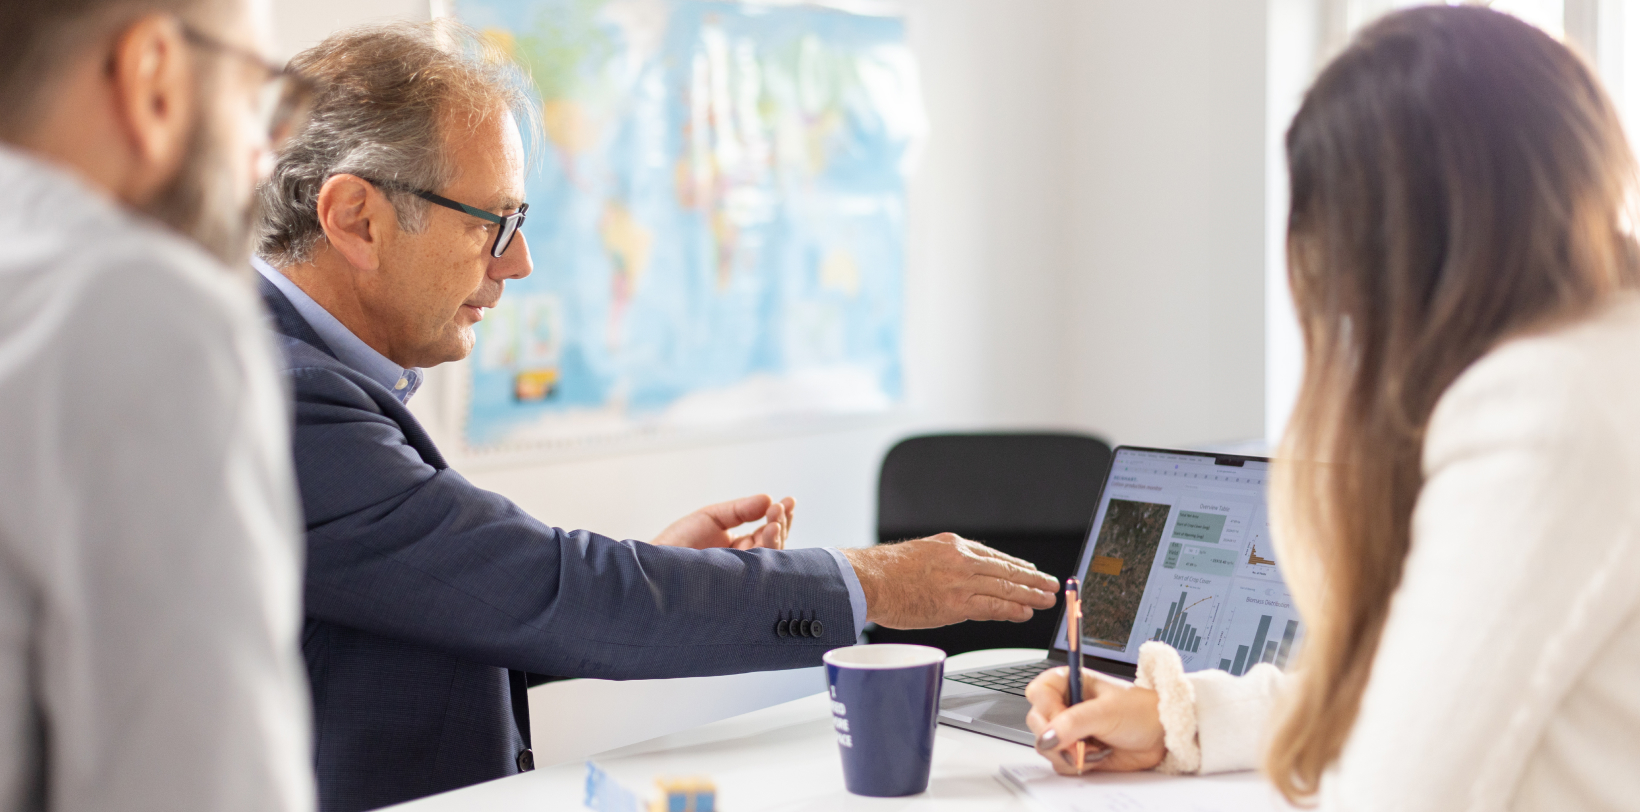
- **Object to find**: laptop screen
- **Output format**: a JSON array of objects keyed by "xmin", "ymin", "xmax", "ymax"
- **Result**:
[{"xmin": 1051, "ymin": 447, "xmax": 1303, "ymax": 674}]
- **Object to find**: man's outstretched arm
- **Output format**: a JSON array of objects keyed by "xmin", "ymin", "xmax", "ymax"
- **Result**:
[{"xmin": 291, "ymin": 360, "xmax": 1057, "ymax": 679}]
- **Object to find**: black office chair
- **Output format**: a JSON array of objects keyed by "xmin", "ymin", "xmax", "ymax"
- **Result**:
[{"xmin": 865, "ymin": 432, "xmax": 1113, "ymax": 656}]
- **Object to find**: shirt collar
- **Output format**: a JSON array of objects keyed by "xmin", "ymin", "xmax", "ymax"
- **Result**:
[
  {"xmin": 0, "ymin": 145, "xmax": 120, "ymax": 229},
  {"xmin": 253, "ymin": 257, "xmax": 422, "ymax": 403}
]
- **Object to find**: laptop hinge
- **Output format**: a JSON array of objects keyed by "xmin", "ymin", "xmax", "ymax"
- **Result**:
[{"xmin": 1045, "ymin": 649, "xmax": 1138, "ymax": 680}]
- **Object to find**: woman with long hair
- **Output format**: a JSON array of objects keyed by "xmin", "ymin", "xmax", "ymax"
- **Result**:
[{"xmin": 1025, "ymin": 7, "xmax": 1640, "ymax": 809}]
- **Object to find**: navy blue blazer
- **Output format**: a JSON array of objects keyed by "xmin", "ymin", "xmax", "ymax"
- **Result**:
[{"xmin": 259, "ymin": 279, "xmax": 856, "ymax": 812}]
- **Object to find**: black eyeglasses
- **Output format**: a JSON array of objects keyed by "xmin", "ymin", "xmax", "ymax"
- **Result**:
[
  {"xmin": 360, "ymin": 178, "xmax": 528, "ymax": 258},
  {"xmin": 180, "ymin": 24, "xmax": 317, "ymax": 146}
]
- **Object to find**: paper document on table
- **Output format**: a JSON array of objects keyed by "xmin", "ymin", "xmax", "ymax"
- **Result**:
[{"xmin": 998, "ymin": 763, "xmax": 1297, "ymax": 812}]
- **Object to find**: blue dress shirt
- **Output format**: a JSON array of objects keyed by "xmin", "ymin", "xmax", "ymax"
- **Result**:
[
  {"xmin": 253, "ymin": 258, "xmax": 422, "ymax": 404},
  {"xmin": 251, "ymin": 258, "xmax": 867, "ymax": 635}
]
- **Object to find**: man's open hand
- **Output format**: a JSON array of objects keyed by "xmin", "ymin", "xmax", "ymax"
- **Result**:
[
  {"xmin": 842, "ymin": 534, "xmax": 1059, "ymax": 629},
  {"xmin": 651, "ymin": 495, "xmax": 795, "ymax": 550}
]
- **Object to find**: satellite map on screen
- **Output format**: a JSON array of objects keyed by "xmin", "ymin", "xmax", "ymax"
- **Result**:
[
  {"xmin": 452, "ymin": 0, "xmax": 922, "ymax": 449},
  {"xmin": 1081, "ymin": 499, "xmax": 1171, "ymax": 650}
]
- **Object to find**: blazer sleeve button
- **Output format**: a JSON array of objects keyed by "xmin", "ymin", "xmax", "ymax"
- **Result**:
[
  {"xmin": 811, "ymin": 619, "xmax": 824, "ymax": 638},
  {"xmin": 776, "ymin": 619, "xmax": 789, "ymax": 637},
  {"xmin": 798, "ymin": 619, "xmax": 811, "ymax": 637}
]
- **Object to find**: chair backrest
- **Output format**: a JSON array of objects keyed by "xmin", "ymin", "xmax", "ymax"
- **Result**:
[{"xmin": 867, "ymin": 432, "xmax": 1113, "ymax": 656}]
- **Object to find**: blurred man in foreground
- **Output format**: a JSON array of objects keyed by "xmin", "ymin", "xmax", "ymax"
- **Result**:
[
  {"xmin": 255, "ymin": 22, "xmax": 1058, "ymax": 811},
  {"xmin": 0, "ymin": 0, "xmax": 314, "ymax": 809}
]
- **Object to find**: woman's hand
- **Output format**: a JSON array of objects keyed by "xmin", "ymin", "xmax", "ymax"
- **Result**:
[{"xmin": 1024, "ymin": 666, "xmax": 1167, "ymax": 775}]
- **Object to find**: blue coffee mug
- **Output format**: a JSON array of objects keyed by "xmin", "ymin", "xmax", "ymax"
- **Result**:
[{"xmin": 823, "ymin": 644, "xmax": 946, "ymax": 797}]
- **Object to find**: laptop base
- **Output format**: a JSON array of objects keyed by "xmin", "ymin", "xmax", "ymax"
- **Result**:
[{"xmin": 939, "ymin": 683, "xmax": 1038, "ymax": 745}]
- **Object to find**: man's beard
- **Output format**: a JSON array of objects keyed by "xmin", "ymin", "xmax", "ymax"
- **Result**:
[{"xmin": 141, "ymin": 98, "xmax": 258, "ymax": 268}]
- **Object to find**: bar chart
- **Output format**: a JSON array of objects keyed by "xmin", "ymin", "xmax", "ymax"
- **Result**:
[
  {"xmin": 1218, "ymin": 505, "xmax": 1281, "ymax": 587},
  {"xmin": 1213, "ymin": 586, "xmax": 1302, "ymax": 676},
  {"xmin": 1218, "ymin": 615, "xmax": 1298, "ymax": 675},
  {"xmin": 1149, "ymin": 590, "xmax": 1214, "ymax": 653}
]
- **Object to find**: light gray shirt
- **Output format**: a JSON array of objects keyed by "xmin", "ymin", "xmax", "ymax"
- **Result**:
[{"xmin": 0, "ymin": 145, "xmax": 314, "ymax": 812}]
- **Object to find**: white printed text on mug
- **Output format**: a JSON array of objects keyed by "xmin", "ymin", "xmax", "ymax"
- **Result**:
[{"xmin": 830, "ymin": 686, "xmax": 852, "ymax": 747}]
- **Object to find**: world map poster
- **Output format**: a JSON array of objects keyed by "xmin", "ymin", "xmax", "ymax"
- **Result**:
[{"xmin": 453, "ymin": 0, "xmax": 921, "ymax": 449}]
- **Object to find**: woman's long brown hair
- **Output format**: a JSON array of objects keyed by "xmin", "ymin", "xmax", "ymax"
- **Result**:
[{"xmin": 1267, "ymin": 7, "xmax": 1640, "ymax": 801}]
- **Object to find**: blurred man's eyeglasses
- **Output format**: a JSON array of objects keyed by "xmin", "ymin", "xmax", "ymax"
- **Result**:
[
  {"xmin": 179, "ymin": 24, "xmax": 317, "ymax": 146},
  {"xmin": 359, "ymin": 178, "xmax": 529, "ymax": 259}
]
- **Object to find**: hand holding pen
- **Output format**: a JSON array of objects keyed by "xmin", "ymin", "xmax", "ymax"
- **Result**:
[
  {"xmin": 1031, "ymin": 577, "xmax": 1115, "ymax": 773},
  {"xmin": 1065, "ymin": 577, "xmax": 1087, "ymax": 772}
]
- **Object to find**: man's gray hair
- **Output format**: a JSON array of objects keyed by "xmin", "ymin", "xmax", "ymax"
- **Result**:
[{"xmin": 256, "ymin": 20, "xmax": 534, "ymax": 266}]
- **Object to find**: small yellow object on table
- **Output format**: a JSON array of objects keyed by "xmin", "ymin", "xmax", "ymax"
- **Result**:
[{"xmin": 648, "ymin": 776, "xmax": 717, "ymax": 812}]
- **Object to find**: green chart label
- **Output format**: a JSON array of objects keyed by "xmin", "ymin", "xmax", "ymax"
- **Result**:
[
  {"xmin": 1171, "ymin": 511, "xmax": 1226, "ymax": 544},
  {"xmin": 1162, "ymin": 542, "xmax": 1238, "ymax": 577}
]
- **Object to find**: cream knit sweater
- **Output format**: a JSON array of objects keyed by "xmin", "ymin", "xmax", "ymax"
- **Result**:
[{"xmin": 1141, "ymin": 293, "xmax": 1640, "ymax": 812}]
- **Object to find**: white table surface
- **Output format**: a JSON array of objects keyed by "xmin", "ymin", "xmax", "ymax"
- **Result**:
[
  {"xmin": 387, "ymin": 648, "xmax": 1050, "ymax": 811},
  {"xmin": 527, "ymin": 661, "xmax": 830, "ymax": 766}
]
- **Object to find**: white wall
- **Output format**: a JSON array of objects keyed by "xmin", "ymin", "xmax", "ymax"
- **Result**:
[
  {"xmin": 1265, "ymin": 0, "xmax": 1325, "ymax": 445},
  {"xmin": 271, "ymin": 0, "xmax": 430, "ymax": 59},
  {"xmin": 1063, "ymin": 0, "xmax": 1269, "ymax": 451},
  {"xmin": 269, "ymin": 0, "xmax": 1271, "ymax": 548}
]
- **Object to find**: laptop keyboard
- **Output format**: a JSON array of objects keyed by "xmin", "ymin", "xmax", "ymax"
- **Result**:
[{"xmin": 945, "ymin": 660, "xmax": 1055, "ymax": 697}]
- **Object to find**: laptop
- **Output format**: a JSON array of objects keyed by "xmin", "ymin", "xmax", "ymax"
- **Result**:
[{"xmin": 937, "ymin": 445, "xmax": 1303, "ymax": 745}]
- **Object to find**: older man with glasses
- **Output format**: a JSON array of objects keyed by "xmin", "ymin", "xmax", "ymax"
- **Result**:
[
  {"xmin": 0, "ymin": 0, "xmax": 316, "ymax": 810},
  {"xmin": 254, "ymin": 20, "xmax": 1062, "ymax": 812}
]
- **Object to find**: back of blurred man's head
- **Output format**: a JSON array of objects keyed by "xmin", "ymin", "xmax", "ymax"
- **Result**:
[
  {"xmin": 0, "ymin": 0, "xmax": 279, "ymax": 264},
  {"xmin": 0, "ymin": 0, "xmax": 204, "ymax": 125}
]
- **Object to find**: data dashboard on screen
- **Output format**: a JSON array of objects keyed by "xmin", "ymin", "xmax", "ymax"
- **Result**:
[{"xmin": 1059, "ymin": 448, "xmax": 1302, "ymax": 674}]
